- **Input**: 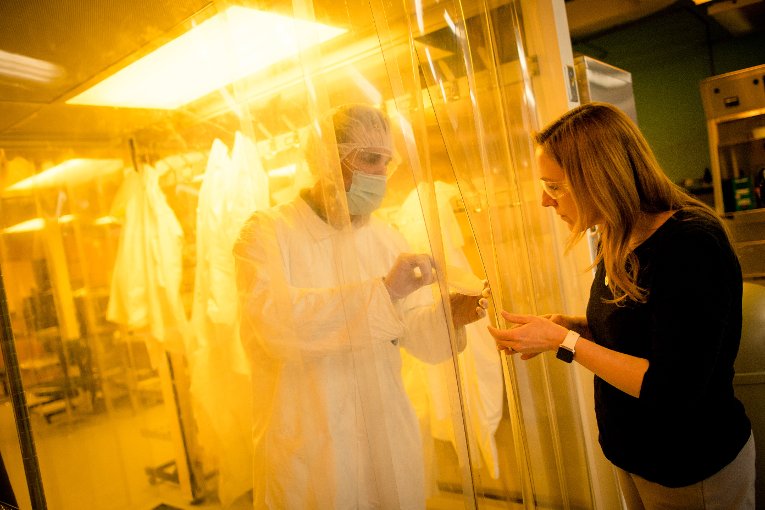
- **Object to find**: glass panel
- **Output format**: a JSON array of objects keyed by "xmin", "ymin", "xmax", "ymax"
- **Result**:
[
  {"xmin": 716, "ymin": 114, "xmax": 765, "ymax": 212},
  {"xmin": 0, "ymin": 1, "xmax": 601, "ymax": 509}
]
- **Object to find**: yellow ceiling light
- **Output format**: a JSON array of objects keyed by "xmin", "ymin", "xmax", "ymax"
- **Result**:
[
  {"xmin": 3, "ymin": 215, "xmax": 77, "ymax": 234},
  {"xmin": 94, "ymin": 215, "xmax": 121, "ymax": 226},
  {"xmin": 5, "ymin": 158, "xmax": 123, "ymax": 192},
  {"xmin": 66, "ymin": 7, "xmax": 346, "ymax": 110},
  {"xmin": 3, "ymin": 218, "xmax": 45, "ymax": 234}
]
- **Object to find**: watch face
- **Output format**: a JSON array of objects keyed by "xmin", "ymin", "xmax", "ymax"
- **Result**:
[{"xmin": 556, "ymin": 346, "xmax": 574, "ymax": 363}]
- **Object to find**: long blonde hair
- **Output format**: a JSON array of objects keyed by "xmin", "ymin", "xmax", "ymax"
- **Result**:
[{"xmin": 534, "ymin": 102, "xmax": 724, "ymax": 304}]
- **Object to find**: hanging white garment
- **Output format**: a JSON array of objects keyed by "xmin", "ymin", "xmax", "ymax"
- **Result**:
[
  {"xmin": 392, "ymin": 181, "xmax": 503, "ymax": 479},
  {"xmin": 234, "ymin": 196, "xmax": 456, "ymax": 510},
  {"xmin": 189, "ymin": 133, "xmax": 268, "ymax": 508},
  {"xmin": 106, "ymin": 164, "xmax": 188, "ymax": 355}
]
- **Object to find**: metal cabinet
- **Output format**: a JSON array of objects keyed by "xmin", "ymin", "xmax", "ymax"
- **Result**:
[{"xmin": 700, "ymin": 64, "xmax": 765, "ymax": 281}]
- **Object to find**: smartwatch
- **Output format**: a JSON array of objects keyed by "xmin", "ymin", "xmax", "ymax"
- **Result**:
[{"xmin": 556, "ymin": 330, "xmax": 580, "ymax": 363}]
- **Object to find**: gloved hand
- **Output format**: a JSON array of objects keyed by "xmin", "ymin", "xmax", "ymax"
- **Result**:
[
  {"xmin": 450, "ymin": 281, "xmax": 491, "ymax": 329},
  {"xmin": 383, "ymin": 253, "xmax": 436, "ymax": 300}
]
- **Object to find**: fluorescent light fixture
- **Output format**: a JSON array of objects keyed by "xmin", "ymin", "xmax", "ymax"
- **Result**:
[
  {"xmin": 67, "ymin": 7, "xmax": 346, "ymax": 109},
  {"xmin": 3, "ymin": 215, "xmax": 78, "ymax": 234},
  {"xmin": 3, "ymin": 218, "xmax": 45, "ymax": 234},
  {"xmin": 5, "ymin": 158, "xmax": 123, "ymax": 192},
  {"xmin": 0, "ymin": 49, "xmax": 63, "ymax": 83}
]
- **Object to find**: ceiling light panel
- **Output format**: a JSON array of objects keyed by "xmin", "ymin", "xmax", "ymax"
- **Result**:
[
  {"xmin": 66, "ymin": 7, "xmax": 346, "ymax": 110},
  {"xmin": 5, "ymin": 158, "xmax": 123, "ymax": 192}
]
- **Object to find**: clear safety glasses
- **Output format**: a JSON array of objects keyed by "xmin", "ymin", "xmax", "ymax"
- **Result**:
[
  {"xmin": 345, "ymin": 147, "xmax": 399, "ymax": 176},
  {"xmin": 539, "ymin": 179, "xmax": 569, "ymax": 200}
]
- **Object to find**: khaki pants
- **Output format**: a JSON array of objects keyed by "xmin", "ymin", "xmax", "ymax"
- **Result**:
[{"xmin": 615, "ymin": 432, "xmax": 755, "ymax": 510}]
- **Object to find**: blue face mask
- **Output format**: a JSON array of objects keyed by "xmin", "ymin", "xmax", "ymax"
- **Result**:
[{"xmin": 346, "ymin": 171, "xmax": 387, "ymax": 215}]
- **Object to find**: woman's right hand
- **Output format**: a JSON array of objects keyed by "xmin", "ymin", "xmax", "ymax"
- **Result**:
[{"xmin": 488, "ymin": 311, "xmax": 569, "ymax": 360}]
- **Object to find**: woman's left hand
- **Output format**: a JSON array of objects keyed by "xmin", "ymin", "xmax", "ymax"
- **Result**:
[{"xmin": 487, "ymin": 310, "xmax": 569, "ymax": 360}]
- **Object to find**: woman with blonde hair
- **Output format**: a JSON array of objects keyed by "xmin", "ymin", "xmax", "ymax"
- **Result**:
[{"xmin": 489, "ymin": 102, "xmax": 754, "ymax": 509}]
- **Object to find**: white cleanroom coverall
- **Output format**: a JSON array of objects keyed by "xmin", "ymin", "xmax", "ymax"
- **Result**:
[
  {"xmin": 189, "ymin": 133, "xmax": 269, "ymax": 507},
  {"xmin": 106, "ymin": 164, "xmax": 188, "ymax": 355},
  {"xmin": 234, "ymin": 196, "xmax": 456, "ymax": 510}
]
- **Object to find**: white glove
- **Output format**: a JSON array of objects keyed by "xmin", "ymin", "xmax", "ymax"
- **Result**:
[{"xmin": 383, "ymin": 253, "xmax": 436, "ymax": 300}]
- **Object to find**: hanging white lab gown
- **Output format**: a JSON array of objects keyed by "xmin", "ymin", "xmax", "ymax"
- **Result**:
[
  {"xmin": 234, "ymin": 196, "xmax": 455, "ymax": 510},
  {"xmin": 188, "ymin": 134, "xmax": 268, "ymax": 507},
  {"xmin": 393, "ymin": 181, "xmax": 503, "ymax": 479},
  {"xmin": 106, "ymin": 165, "xmax": 188, "ymax": 354}
]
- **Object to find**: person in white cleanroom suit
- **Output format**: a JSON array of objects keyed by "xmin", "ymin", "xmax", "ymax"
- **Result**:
[{"xmin": 234, "ymin": 104, "xmax": 489, "ymax": 509}]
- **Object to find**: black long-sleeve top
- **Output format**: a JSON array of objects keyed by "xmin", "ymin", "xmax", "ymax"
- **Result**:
[{"xmin": 587, "ymin": 208, "xmax": 751, "ymax": 487}]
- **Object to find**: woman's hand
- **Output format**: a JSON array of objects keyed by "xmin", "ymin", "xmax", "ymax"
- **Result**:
[
  {"xmin": 490, "ymin": 311, "xmax": 648, "ymax": 396},
  {"xmin": 488, "ymin": 310, "xmax": 568, "ymax": 360},
  {"xmin": 544, "ymin": 314, "xmax": 590, "ymax": 338}
]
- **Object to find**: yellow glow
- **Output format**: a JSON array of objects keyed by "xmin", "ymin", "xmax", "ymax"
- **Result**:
[
  {"xmin": 267, "ymin": 164, "xmax": 297, "ymax": 178},
  {"xmin": 3, "ymin": 215, "xmax": 78, "ymax": 234},
  {"xmin": 94, "ymin": 215, "xmax": 121, "ymax": 226},
  {"xmin": 67, "ymin": 7, "xmax": 346, "ymax": 109},
  {"xmin": 3, "ymin": 218, "xmax": 45, "ymax": 234},
  {"xmin": 5, "ymin": 158, "xmax": 123, "ymax": 192}
]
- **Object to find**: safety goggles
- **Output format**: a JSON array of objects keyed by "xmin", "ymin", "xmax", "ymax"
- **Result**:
[
  {"xmin": 345, "ymin": 147, "xmax": 399, "ymax": 176},
  {"xmin": 539, "ymin": 179, "xmax": 569, "ymax": 200}
]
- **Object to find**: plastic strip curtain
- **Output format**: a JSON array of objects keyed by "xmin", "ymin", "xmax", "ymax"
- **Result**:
[
  {"xmin": 230, "ymin": 0, "xmax": 467, "ymax": 508},
  {"xmin": 369, "ymin": 1, "xmax": 534, "ymax": 507},
  {"xmin": 371, "ymin": 0, "xmax": 595, "ymax": 509},
  {"xmin": 492, "ymin": 3, "xmax": 597, "ymax": 508},
  {"xmin": 363, "ymin": 3, "xmax": 482, "ymax": 509}
]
